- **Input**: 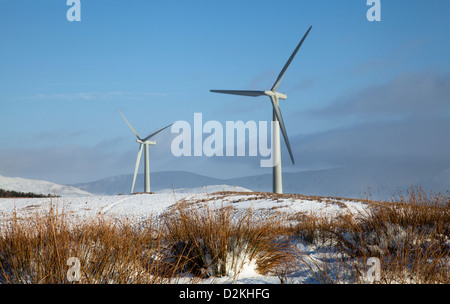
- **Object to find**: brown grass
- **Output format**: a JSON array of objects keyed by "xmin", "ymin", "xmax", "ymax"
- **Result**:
[
  {"xmin": 0, "ymin": 205, "xmax": 184, "ymax": 283},
  {"xmin": 160, "ymin": 202, "xmax": 298, "ymax": 279},
  {"xmin": 0, "ymin": 201, "xmax": 299, "ymax": 283},
  {"xmin": 290, "ymin": 187, "xmax": 450, "ymax": 284},
  {"xmin": 0, "ymin": 186, "xmax": 448, "ymax": 284}
]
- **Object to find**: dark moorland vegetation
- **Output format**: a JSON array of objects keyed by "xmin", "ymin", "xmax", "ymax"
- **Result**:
[{"xmin": 0, "ymin": 189, "xmax": 59, "ymax": 198}]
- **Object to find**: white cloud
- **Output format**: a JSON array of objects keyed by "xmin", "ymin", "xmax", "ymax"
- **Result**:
[{"xmin": 31, "ymin": 91, "xmax": 173, "ymax": 101}]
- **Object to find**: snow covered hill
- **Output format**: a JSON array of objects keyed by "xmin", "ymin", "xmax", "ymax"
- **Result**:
[
  {"xmin": 71, "ymin": 165, "xmax": 449, "ymax": 199},
  {"xmin": 0, "ymin": 190, "xmax": 371, "ymax": 284},
  {"xmin": 0, "ymin": 191, "xmax": 368, "ymax": 225},
  {"xmin": 3, "ymin": 162, "xmax": 447, "ymax": 200},
  {"xmin": 157, "ymin": 184, "xmax": 252, "ymax": 194},
  {"xmin": 0, "ymin": 174, "xmax": 92, "ymax": 197}
]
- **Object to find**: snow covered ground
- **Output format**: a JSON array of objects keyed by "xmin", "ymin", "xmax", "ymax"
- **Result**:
[
  {"xmin": 0, "ymin": 185, "xmax": 373, "ymax": 284},
  {"xmin": 0, "ymin": 186, "xmax": 368, "ymax": 225}
]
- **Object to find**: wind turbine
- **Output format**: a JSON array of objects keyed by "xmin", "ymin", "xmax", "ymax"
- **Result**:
[
  {"xmin": 210, "ymin": 26, "xmax": 312, "ymax": 194},
  {"xmin": 119, "ymin": 110, "xmax": 172, "ymax": 194}
]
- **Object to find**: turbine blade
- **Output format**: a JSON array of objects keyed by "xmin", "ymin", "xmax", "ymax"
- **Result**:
[
  {"xmin": 142, "ymin": 123, "xmax": 173, "ymax": 142},
  {"xmin": 270, "ymin": 96, "xmax": 295, "ymax": 165},
  {"xmin": 131, "ymin": 144, "xmax": 143, "ymax": 193},
  {"xmin": 271, "ymin": 26, "xmax": 312, "ymax": 92},
  {"xmin": 119, "ymin": 110, "xmax": 142, "ymax": 140},
  {"xmin": 210, "ymin": 90, "xmax": 266, "ymax": 97}
]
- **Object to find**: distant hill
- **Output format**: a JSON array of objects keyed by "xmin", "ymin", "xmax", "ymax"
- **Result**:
[
  {"xmin": 72, "ymin": 171, "xmax": 227, "ymax": 196},
  {"xmin": 70, "ymin": 165, "xmax": 450, "ymax": 200},
  {"xmin": 2, "ymin": 164, "xmax": 448, "ymax": 200}
]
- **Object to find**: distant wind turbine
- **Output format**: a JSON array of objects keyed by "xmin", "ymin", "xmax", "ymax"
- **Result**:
[
  {"xmin": 210, "ymin": 26, "xmax": 312, "ymax": 194},
  {"xmin": 119, "ymin": 110, "xmax": 172, "ymax": 193}
]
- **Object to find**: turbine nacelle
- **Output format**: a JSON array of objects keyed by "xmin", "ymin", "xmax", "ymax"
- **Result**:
[
  {"xmin": 264, "ymin": 91, "xmax": 287, "ymax": 100},
  {"xmin": 137, "ymin": 140, "xmax": 156, "ymax": 145}
]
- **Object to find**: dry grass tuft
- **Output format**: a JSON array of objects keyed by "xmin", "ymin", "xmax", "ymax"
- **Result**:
[{"xmin": 160, "ymin": 202, "xmax": 298, "ymax": 279}]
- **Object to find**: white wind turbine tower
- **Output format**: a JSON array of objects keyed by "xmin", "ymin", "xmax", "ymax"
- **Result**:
[
  {"xmin": 210, "ymin": 26, "xmax": 312, "ymax": 194},
  {"xmin": 119, "ymin": 110, "xmax": 172, "ymax": 194}
]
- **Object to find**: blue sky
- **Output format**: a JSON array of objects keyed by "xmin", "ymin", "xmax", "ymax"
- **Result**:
[{"xmin": 1, "ymin": 0, "xmax": 450, "ymax": 186}]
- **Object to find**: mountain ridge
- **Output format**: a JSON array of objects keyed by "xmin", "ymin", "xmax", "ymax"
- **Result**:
[{"xmin": 71, "ymin": 165, "xmax": 450, "ymax": 200}]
